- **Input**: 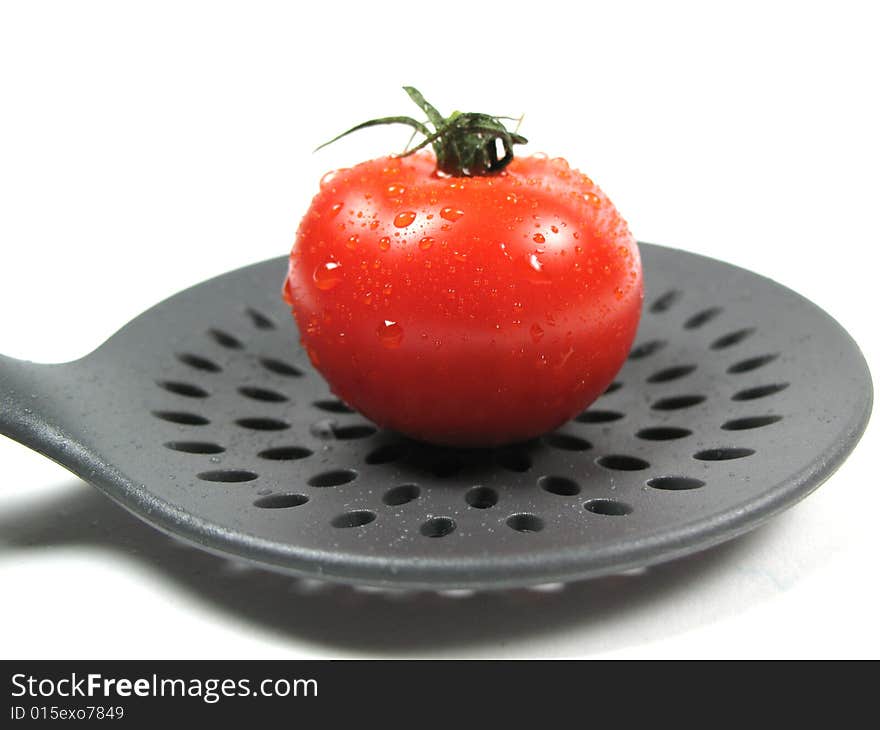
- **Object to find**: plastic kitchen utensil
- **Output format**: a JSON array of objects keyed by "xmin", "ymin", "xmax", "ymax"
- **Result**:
[{"xmin": 0, "ymin": 244, "xmax": 871, "ymax": 589}]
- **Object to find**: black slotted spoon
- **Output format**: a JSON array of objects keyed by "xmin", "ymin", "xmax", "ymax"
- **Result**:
[{"xmin": 0, "ymin": 244, "xmax": 871, "ymax": 590}]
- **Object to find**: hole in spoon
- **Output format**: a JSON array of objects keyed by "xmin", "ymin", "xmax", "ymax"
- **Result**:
[
  {"xmin": 208, "ymin": 328, "xmax": 244, "ymax": 349},
  {"xmin": 420, "ymin": 517, "xmax": 456, "ymax": 538},
  {"xmin": 732, "ymin": 383, "xmax": 789, "ymax": 401},
  {"xmin": 235, "ymin": 417, "xmax": 289, "ymax": 431},
  {"xmin": 308, "ymin": 469, "xmax": 358, "ymax": 487},
  {"xmin": 260, "ymin": 357, "xmax": 303, "ymax": 377},
  {"xmin": 313, "ymin": 399, "xmax": 355, "ymax": 413},
  {"xmin": 597, "ymin": 455, "xmax": 650, "ymax": 471},
  {"xmin": 629, "ymin": 340, "xmax": 666, "ymax": 359},
  {"xmin": 543, "ymin": 433, "xmax": 591, "ymax": 451},
  {"xmin": 585, "ymin": 499, "xmax": 632, "ymax": 516},
  {"xmin": 603, "ymin": 381, "xmax": 623, "ymax": 395},
  {"xmin": 506, "ymin": 513, "xmax": 544, "ymax": 533},
  {"xmin": 576, "ymin": 410, "xmax": 624, "ymax": 424},
  {"xmin": 538, "ymin": 475, "xmax": 581, "ymax": 496},
  {"xmin": 684, "ymin": 307, "xmax": 722, "ymax": 329},
  {"xmin": 383, "ymin": 484, "xmax": 420, "ymax": 506},
  {"xmin": 647, "ymin": 364, "xmax": 697, "ymax": 383},
  {"xmin": 694, "ymin": 447, "xmax": 755, "ymax": 461},
  {"xmin": 238, "ymin": 386, "xmax": 288, "ymax": 403},
  {"xmin": 333, "ymin": 424, "xmax": 377, "ymax": 440},
  {"xmin": 652, "ymin": 395, "xmax": 706, "ymax": 411},
  {"xmin": 647, "ymin": 476, "xmax": 705, "ymax": 491},
  {"xmin": 254, "ymin": 493, "xmax": 308, "ymax": 509},
  {"xmin": 158, "ymin": 381, "xmax": 209, "ymax": 398},
  {"xmin": 257, "ymin": 446, "xmax": 313, "ymax": 461},
  {"xmin": 245, "ymin": 308, "xmax": 275, "ymax": 330},
  {"xmin": 331, "ymin": 510, "xmax": 375, "ymax": 528},
  {"xmin": 153, "ymin": 411, "xmax": 210, "ymax": 426},
  {"xmin": 636, "ymin": 426, "xmax": 692, "ymax": 441},
  {"xmin": 466, "ymin": 486, "xmax": 498, "ymax": 509},
  {"xmin": 711, "ymin": 328, "xmax": 754, "ymax": 350},
  {"xmin": 650, "ymin": 289, "xmax": 682, "ymax": 313},
  {"xmin": 727, "ymin": 354, "xmax": 779, "ymax": 374},
  {"xmin": 176, "ymin": 353, "xmax": 221, "ymax": 373},
  {"xmin": 164, "ymin": 441, "xmax": 225, "ymax": 454},
  {"xmin": 721, "ymin": 415, "xmax": 783, "ymax": 430},
  {"xmin": 197, "ymin": 469, "xmax": 258, "ymax": 483}
]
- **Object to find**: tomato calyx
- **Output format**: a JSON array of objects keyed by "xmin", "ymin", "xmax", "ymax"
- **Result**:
[{"xmin": 315, "ymin": 86, "xmax": 528, "ymax": 177}]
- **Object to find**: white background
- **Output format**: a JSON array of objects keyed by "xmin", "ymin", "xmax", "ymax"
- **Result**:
[{"xmin": 1, "ymin": 1, "xmax": 877, "ymax": 658}]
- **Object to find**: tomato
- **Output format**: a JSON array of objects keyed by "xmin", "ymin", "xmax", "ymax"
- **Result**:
[{"xmin": 284, "ymin": 90, "xmax": 642, "ymax": 446}]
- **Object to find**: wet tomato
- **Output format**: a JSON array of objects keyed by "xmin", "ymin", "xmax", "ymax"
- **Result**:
[{"xmin": 284, "ymin": 89, "xmax": 642, "ymax": 446}]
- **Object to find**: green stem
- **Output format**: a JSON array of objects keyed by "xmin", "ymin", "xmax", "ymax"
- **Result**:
[{"xmin": 315, "ymin": 87, "xmax": 527, "ymax": 177}]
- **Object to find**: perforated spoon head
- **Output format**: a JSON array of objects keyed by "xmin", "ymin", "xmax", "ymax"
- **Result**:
[{"xmin": 0, "ymin": 246, "xmax": 871, "ymax": 589}]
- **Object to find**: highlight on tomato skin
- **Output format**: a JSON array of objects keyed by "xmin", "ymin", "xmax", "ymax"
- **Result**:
[{"xmin": 283, "ymin": 89, "xmax": 642, "ymax": 447}]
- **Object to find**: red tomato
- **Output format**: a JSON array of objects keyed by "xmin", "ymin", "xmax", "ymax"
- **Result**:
[{"xmin": 285, "ymin": 151, "xmax": 642, "ymax": 446}]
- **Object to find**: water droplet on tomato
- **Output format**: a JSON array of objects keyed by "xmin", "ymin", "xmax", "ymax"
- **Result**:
[
  {"xmin": 369, "ymin": 219, "xmax": 379, "ymax": 230},
  {"xmin": 525, "ymin": 253, "xmax": 551, "ymax": 284},
  {"xmin": 378, "ymin": 236, "xmax": 391, "ymax": 251},
  {"xmin": 583, "ymin": 192, "xmax": 600, "ymax": 206},
  {"xmin": 330, "ymin": 202, "xmax": 343, "ymax": 217},
  {"xmin": 346, "ymin": 234, "xmax": 359, "ymax": 250},
  {"xmin": 314, "ymin": 262, "xmax": 343, "ymax": 290},
  {"xmin": 282, "ymin": 276, "xmax": 294, "ymax": 305},
  {"xmin": 387, "ymin": 184, "xmax": 406, "ymax": 196},
  {"xmin": 533, "ymin": 233, "xmax": 545, "ymax": 244},
  {"xmin": 440, "ymin": 207, "xmax": 464, "ymax": 222},
  {"xmin": 558, "ymin": 345, "xmax": 575, "ymax": 368},
  {"xmin": 551, "ymin": 225, "xmax": 559, "ymax": 234},
  {"xmin": 394, "ymin": 211, "xmax": 417, "ymax": 228},
  {"xmin": 530, "ymin": 323, "xmax": 545, "ymax": 343},
  {"xmin": 419, "ymin": 236, "xmax": 434, "ymax": 251},
  {"xmin": 377, "ymin": 320, "xmax": 404, "ymax": 348},
  {"xmin": 320, "ymin": 170, "xmax": 340, "ymax": 188}
]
